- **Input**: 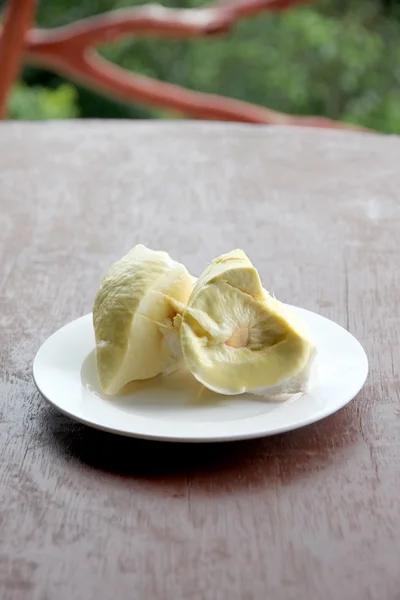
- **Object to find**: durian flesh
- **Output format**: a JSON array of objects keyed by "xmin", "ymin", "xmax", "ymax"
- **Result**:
[
  {"xmin": 93, "ymin": 244, "xmax": 193, "ymax": 395},
  {"xmin": 180, "ymin": 249, "xmax": 315, "ymax": 397}
]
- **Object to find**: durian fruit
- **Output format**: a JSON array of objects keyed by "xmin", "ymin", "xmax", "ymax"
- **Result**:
[
  {"xmin": 93, "ymin": 244, "xmax": 193, "ymax": 395},
  {"xmin": 179, "ymin": 249, "xmax": 315, "ymax": 397}
]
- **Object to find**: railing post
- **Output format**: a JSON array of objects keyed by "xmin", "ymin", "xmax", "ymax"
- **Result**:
[{"xmin": 0, "ymin": 0, "xmax": 36, "ymax": 119}]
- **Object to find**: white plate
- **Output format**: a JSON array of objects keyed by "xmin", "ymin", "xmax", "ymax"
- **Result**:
[{"xmin": 33, "ymin": 307, "xmax": 368, "ymax": 443}]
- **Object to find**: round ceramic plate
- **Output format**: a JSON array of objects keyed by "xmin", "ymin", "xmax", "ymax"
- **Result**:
[{"xmin": 33, "ymin": 307, "xmax": 368, "ymax": 443}]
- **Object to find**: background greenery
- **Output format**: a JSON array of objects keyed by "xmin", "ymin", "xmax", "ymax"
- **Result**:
[{"xmin": 5, "ymin": 0, "xmax": 400, "ymax": 132}]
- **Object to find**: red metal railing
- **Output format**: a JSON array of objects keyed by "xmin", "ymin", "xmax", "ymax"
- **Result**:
[{"xmin": 0, "ymin": 0, "xmax": 363, "ymax": 130}]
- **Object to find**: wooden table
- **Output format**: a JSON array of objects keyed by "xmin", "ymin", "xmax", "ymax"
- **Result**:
[{"xmin": 1, "ymin": 121, "xmax": 399, "ymax": 600}]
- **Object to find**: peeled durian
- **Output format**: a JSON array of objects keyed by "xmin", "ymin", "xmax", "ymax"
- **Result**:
[
  {"xmin": 93, "ymin": 244, "xmax": 193, "ymax": 395},
  {"xmin": 179, "ymin": 249, "xmax": 315, "ymax": 397}
]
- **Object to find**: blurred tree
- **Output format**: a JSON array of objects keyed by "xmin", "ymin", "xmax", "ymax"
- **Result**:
[
  {"xmin": 4, "ymin": 0, "xmax": 400, "ymax": 132},
  {"xmin": 9, "ymin": 81, "xmax": 79, "ymax": 119}
]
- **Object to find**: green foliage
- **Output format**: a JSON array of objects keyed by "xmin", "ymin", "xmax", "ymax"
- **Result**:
[
  {"xmin": 8, "ymin": 0, "xmax": 400, "ymax": 133},
  {"xmin": 9, "ymin": 83, "xmax": 79, "ymax": 120}
]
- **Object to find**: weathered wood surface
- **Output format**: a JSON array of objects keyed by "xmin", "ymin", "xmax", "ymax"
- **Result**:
[{"xmin": 0, "ymin": 121, "xmax": 399, "ymax": 600}]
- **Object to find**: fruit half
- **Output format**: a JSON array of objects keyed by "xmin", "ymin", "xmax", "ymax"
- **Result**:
[
  {"xmin": 180, "ymin": 249, "xmax": 315, "ymax": 396},
  {"xmin": 93, "ymin": 244, "xmax": 193, "ymax": 395}
]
